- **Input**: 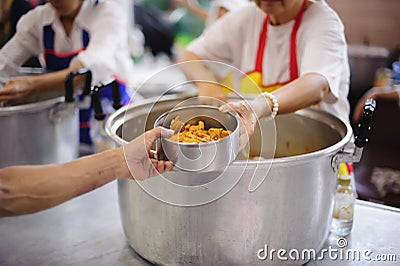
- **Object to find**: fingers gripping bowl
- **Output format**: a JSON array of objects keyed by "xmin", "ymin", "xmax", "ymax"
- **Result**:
[{"xmin": 154, "ymin": 105, "xmax": 240, "ymax": 172}]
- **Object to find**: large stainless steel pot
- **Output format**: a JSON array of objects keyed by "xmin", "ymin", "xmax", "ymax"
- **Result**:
[
  {"xmin": 106, "ymin": 95, "xmax": 373, "ymax": 265},
  {"xmin": 0, "ymin": 68, "xmax": 91, "ymax": 168}
]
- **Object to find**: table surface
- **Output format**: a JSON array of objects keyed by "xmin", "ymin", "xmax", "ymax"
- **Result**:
[{"xmin": 1, "ymin": 181, "xmax": 399, "ymax": 266}]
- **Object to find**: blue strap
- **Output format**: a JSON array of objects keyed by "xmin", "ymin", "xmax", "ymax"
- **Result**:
[
  {"xmin": 98, "ymin": 82, "xmax": 130, "ymax": 104},
  {"xmin": 43, "ymin": 25, "xmax": 91, "ymax": 71},
  {"xmin": 43, "ymin": 25, "xmax": 90, "ymax": 50},
  {"xmin": 82, "ymin": 29, "xmax": 90, "ymax": 47},
  {"xmin": 43, "ymin": 25, "xmax": 54, "ymax": 49}
]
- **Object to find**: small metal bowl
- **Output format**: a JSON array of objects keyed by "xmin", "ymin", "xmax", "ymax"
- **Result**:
[{"xmin": 154, "ymin": 105, "xmax": 239, "ymax": 172}]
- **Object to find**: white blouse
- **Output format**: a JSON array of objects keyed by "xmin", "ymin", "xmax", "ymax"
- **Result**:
[{"xmin": 188, "ymin": 1, "xmax": 351, "ymax": 122}]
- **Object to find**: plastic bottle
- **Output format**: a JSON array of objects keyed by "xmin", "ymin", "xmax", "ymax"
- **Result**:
[
  {"xmin": 392, "ymin": 60, "xmax": 400, "ymax": 85},
  {"xmin": 331, "ymin": 163, "xmax": 356, "ymax": 237}
]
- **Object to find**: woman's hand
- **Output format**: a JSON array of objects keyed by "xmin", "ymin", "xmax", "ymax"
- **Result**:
[
  {"xmin": 123, "ymin": 127, "xmax": 175, "ymax": 180},
  {"xmin": 0, "ymin": 77, "xmax": 34, "ymax": 105},
  {"xmin": 219, "ymin": 101, "xmax": 257, "ymax": 151}
]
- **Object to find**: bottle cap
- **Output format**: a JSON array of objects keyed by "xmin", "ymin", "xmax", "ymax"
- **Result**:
[
  {"xmin": 338, "ymin": 163, "xmax": 351, "ymax": 186},
  {"xmin": 339, "ymin": 163, "xmax": 350, "ymax": 178}
]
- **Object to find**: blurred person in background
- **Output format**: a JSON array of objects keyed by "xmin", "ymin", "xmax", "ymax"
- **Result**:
[
  {"xmin": 353, "ymin": 86, "xmax": 400, "ymax": 123},
  {"xmin": 0, "ymin": 0, "xmax": 135, "ymax": 150},
  {"xmin": 171, "ymin": 0, "xmax": 249, "ymax": 51},
  {"xmin": 353, "ymin": 58, "xmax": 400, "ymax": 123},
  {"xmin": 1, "ymin": 0, "xmax": 45, "ymax": 56},
  {"xmin": 175, "ymin": 0, "xmax": 249, "ymax": 28}
]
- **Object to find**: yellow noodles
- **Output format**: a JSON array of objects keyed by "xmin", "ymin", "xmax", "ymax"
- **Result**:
[{"xmin": 169, "ymin": 116, "xmax": 231, "ymax": 143}]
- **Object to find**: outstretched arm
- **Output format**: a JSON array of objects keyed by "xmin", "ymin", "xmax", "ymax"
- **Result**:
[
  {"xmin": 220, "ymin": 73, "xmax": 329, "ymax": 149},
  {"xmin": 0, "ymin": 127, "xmax": 174, "ymax": 217},
  {"xmin": 267, "ymin": 73, "xmax": 330, "ymax": 116},
  {"xmin": 222, "ymin": 73, "xmax": 329, "ymax": 118},
  {"xmin": 0, "ymin": 62, "xmax": 84, "ymax": 105},
  {"xmin": 352, "ymin": 86, "xmax": 400, "ymax": 123}
]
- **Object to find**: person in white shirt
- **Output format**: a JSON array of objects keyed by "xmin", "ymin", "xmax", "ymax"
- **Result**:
[
  {"xmin": 180, "ymin": 0, "xmax": 351, "ymax": 131},
  {"xmin": 0, "ymin": 0, "xmax": 135, "ymax": 146}
]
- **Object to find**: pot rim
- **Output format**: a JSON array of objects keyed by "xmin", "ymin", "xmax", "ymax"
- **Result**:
[
  {"xmin": 0, "ymin": 96, "xmax": 69, "ymax": 116},
  {"xmin": 105, "ymin": 95, "xmax": 353, "ymax": 165}
]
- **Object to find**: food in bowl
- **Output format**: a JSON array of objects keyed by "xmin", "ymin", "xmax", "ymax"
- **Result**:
[
  {"xmin": 154, "ymin": 105, "xmax": 240, "ymax": 172},
  {"xmin": 168, "ymin": 116, "xmax": 231, "ymax": 143}
]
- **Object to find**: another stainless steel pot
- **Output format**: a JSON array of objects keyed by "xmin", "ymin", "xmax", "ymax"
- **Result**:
[
  {"xmin": 0, "ymin": 68, "xmax": 91, "ymax": 168},
  {"xmin": 106, "ymin": 95, "xmax": 372, "ymax": 265},
  {"xmin": 0, "ymin": 91, "xmax": 78, "ymax": 168}
]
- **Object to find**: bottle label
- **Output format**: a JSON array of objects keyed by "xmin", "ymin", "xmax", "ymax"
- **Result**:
[{"xmin": 333, "ymin": 193, "xmax": 355, "ymax": 220}]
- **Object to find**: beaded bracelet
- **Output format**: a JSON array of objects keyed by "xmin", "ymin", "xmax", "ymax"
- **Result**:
[{"xmin": 261, "ymin": 92, "xmax": 279, "ymax": 118}]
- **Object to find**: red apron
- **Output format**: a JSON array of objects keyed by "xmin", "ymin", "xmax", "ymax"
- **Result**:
[{"xmin": 223, "ymin": 0, "xmax": 307, "ymax": 94}]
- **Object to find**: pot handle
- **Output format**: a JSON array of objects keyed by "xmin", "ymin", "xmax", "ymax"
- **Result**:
[
  {"xmin": 111, "ymin": 80, "xmax": 123, "ymax": 110},
  {"xmin": 92, "ymin": 85, "xmax": 106, "ymax": 121},
  {"xmin": 332, "ymin": 98, "xmax": 376, "ymax": 171},
  {"xmin": 64, "ymin": 68, "xmax": 92, "ymax": 103},
  {"xmin": 91, "ymin": 80, "xmax": 123, "ymax": 121},
  {"xmin": 354, "ymin": 98, "xmax": 376, "ymax": 148}
]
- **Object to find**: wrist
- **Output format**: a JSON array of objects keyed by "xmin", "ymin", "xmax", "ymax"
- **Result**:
[
  {"xmin": 251, "ymin": 95, "xmax": 270, "ymax": 118},
  {"xmin": 112, "ymin": 147, "xmax": 131, "ymax": 179},
  {"xmin": 263, "ymin": 92, "xmax": 279, "ymax": 118},
  {"xmin": 27, "ymin": 75, "xmax": 43, "ymax": 93},
  {"xmin": 251, "ymin": 92, "xmax": 278, "ymax": 119},
  {"xmin": 90, "ymin": 147, "xmax": 130, "ymax": 180}
]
